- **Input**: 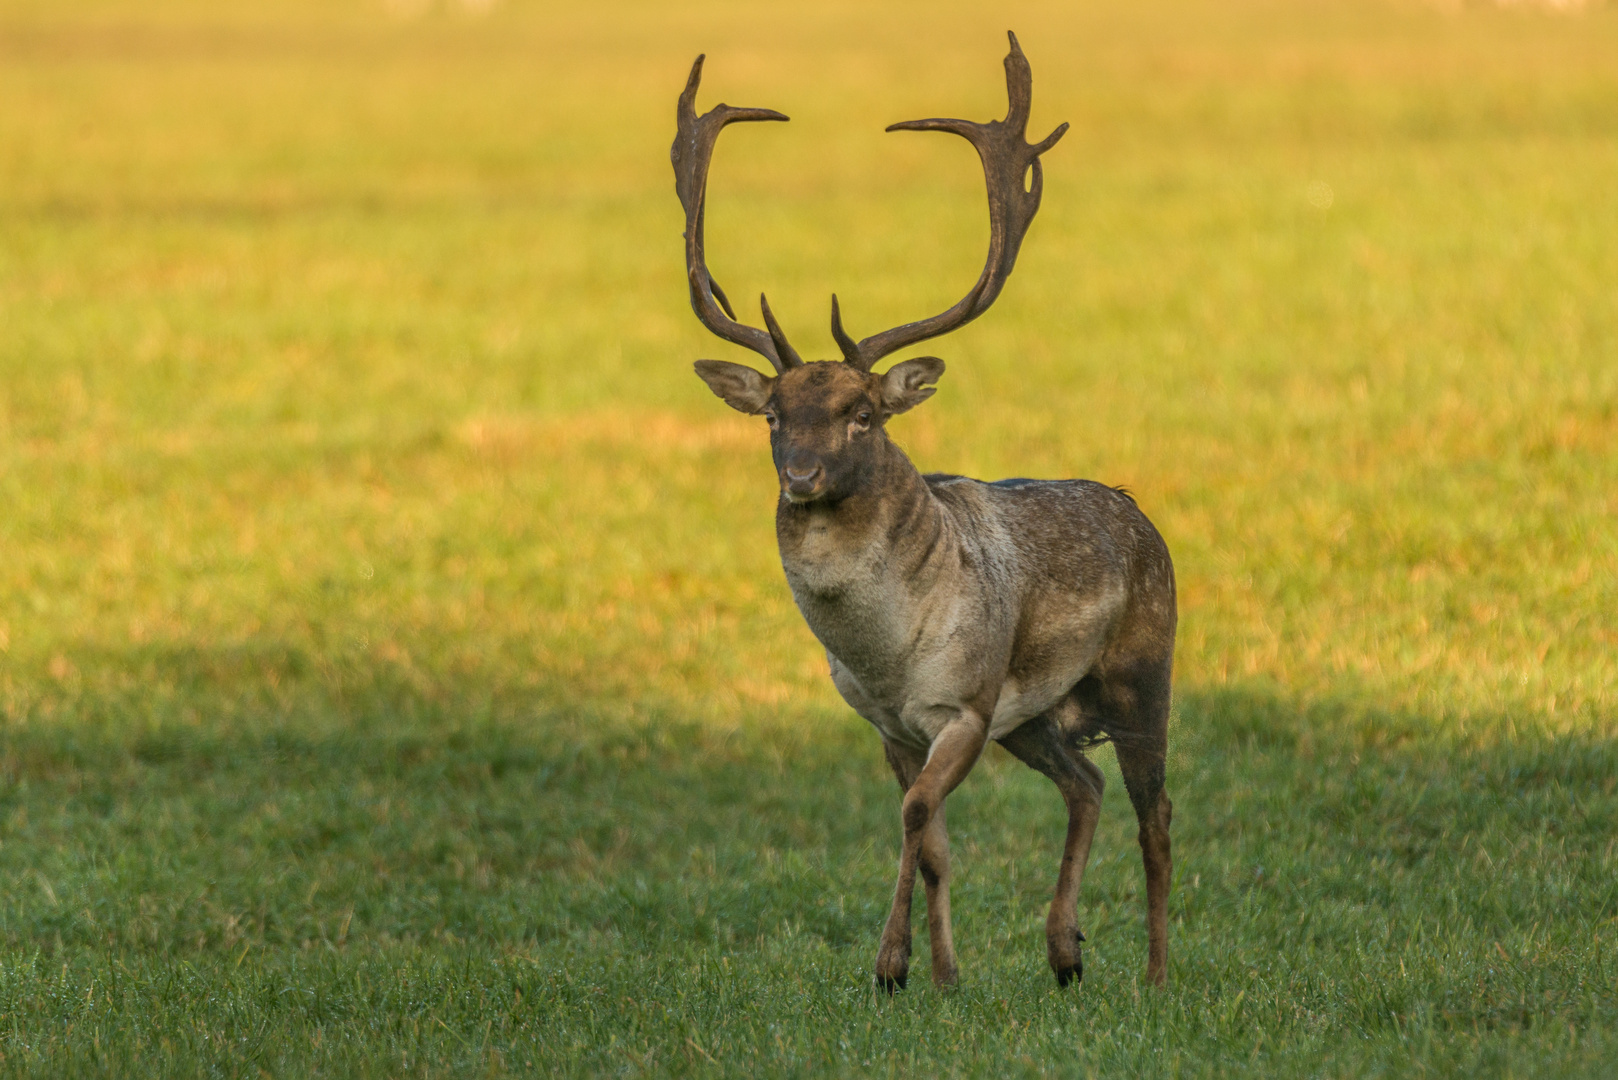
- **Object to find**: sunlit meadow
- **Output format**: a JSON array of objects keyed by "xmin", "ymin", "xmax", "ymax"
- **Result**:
[{"xmin": 0, "ymin": 0, "xmax": 1615, "ymax": 1075}]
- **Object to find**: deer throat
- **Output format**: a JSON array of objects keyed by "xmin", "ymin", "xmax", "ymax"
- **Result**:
[
  {"xmin": 774, "ymin": 468, "xmax": 943, "ymax": 692},
  {"xmin": 777, "ymin": 499, "xmax": 885, "ymax": 600}
]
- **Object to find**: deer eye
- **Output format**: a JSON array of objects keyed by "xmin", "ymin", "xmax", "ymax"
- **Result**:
[
  {"xmin": 855, "ymin": 410, "xmax": 872, "ymax": 426},
  {"xmin": 764, "ymin": 410, "xmax": 779, "ymax": 429}
]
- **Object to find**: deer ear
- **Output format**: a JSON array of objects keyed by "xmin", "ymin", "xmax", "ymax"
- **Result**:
[
  {"xmin": 694, "ymin": 360, "xmax": 773, "ymax": 414},
  {"xmin": 880, "ymin": 357, "xmax": 946, "ymax": 414}
]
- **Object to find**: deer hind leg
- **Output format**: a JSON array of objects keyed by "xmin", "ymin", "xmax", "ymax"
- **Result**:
[
  {"xmin": 997, "ymin": 712, "xmax": 1104, "ymax": 987},
  {"xmin": 876, "ymin": 717, "xmax": 986, "ymax": 992},
  {"xmin": 1104, "ymin": 662, "xmax": 1174, "ymax": 987}
]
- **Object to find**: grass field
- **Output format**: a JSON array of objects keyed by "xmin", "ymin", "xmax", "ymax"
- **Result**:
[{"xmin": 2, "ymin": 0, "xmax": 1617, "ymax": 1075}]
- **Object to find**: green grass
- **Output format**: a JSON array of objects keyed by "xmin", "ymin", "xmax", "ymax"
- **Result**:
[{"xmin": 2, "ymin": 0, "xmax": 1616, "ymax": 1075}]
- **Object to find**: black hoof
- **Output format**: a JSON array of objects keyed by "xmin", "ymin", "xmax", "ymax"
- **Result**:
[
  {"xmin": 1053, "ymin": 928, "xmax": 1085, "ymax": 987},
  {"xmin": 876, "ymin": 972, "xmax": 908, "ymax": 994}
]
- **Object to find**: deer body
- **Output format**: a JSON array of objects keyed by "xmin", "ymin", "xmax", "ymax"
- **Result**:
[
  {"xmin": 674, "ymin": 34, "xmax": 1177, "ymax": 991},
  {"xmin": 782, "ymin": 455, "xmax": 1171, "ymax": 754}
]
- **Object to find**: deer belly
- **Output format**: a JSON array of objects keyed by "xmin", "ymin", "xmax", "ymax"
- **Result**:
[{"xmin": 987, "ymin": 675, "xmax": 1072, "ymax": 741}]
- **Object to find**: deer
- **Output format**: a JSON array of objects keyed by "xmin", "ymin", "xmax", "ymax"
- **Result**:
[{"xmin": 673, "ymin": 32, "xmax": 1177, "ymax": 992}]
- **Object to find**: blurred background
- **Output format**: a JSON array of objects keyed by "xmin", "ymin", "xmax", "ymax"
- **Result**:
[
  {"xmin": 0, "ymin": 0, "xmax": 1615, "ymax": 1072},
  {"xmin": 2, "ymin": 0, "xmax": 1613, "ymax": 733}
]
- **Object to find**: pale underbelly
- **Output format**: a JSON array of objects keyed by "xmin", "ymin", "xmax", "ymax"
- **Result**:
[
  {"xmin": 829, "ymin": 656, "xmax": 1084, "ymax": 749},
  {"xmin": 986, "ymin": 676, "xmax": 1073, "ymax": 740}
]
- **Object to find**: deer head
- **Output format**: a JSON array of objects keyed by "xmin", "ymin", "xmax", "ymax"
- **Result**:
[{"xmin": 675, "ymin": 32, "xmax": 1067, "ymax": 504}]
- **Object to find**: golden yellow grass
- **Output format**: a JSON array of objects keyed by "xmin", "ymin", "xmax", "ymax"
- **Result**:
[{"xmin": 3, "ymin": 0, "xmax": 1616, "ymax": 747}]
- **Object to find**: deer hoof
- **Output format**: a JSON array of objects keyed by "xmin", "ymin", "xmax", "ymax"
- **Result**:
[
  {"xmin": 1050, "ymin": 928, "xmax": 1084, "ymax": 987},
  {"xmin": 874, "ymin": 947, "xmax": 910, "ymax": 993}
]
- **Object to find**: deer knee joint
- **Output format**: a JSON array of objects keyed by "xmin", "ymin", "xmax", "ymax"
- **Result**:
[{"xmin": 902, "ymin": 794, "xmax": 931, "ymax": 835}]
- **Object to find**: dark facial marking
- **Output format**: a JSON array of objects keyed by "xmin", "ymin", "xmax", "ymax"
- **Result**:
[{"xmin": 766, "ymin": 362, "xmax": 887, "ymax": 503}]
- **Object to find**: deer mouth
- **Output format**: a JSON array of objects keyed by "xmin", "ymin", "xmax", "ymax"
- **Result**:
[{"xmin": 783, "ymin": 478, "xmax": 825, "ymax": 503}]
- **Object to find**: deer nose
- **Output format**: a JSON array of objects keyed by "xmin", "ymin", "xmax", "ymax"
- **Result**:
[{"xmin": 783, "ymin": 463, "xmax": 824, "ymax": 498}]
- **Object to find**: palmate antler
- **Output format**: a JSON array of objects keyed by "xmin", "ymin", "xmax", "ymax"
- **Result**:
[
  {"xmin": 832, "ymin": 32, "xmax": 1068, "ymax": 372},
  {"xmin": 673, "ymin": 32, "xmax": 1065, "ymax": 374},
  {"xmin": 672, "ymin": 55, "xmax": 802, "ymax": 374}
]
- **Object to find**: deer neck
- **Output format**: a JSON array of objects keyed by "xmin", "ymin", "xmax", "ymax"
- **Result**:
[{"xmin": 774, "ymin": 436, "xmax": 942, "ymax": 601}]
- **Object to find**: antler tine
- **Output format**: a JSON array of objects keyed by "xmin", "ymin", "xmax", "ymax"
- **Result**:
[
  {"xmin": 673, "ymin": 55, "xmax": 802, "ymax": 373},
  {"xmin": 830, "ymin": 294, "xmax": 861, "ymax": 365},
  {"xmin": 759, "ymin": 293, "xmax": 804, "ymax": 368},
  {"xmin": 832, "ymin": 31, "xmax": 1069, "ymax": 372}
]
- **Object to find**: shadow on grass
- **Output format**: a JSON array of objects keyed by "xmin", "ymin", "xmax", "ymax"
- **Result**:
[
  {"xmin": 5, "ymin": 637, "xmax": 1614, "ymax": 800},
  {"xmin": 0, "ymin": 642, "xmax": 1614, "ymax": 1077},
  {"xmin": 3, "ymin": 639, "xmax": 1614, "ymax": 951}
]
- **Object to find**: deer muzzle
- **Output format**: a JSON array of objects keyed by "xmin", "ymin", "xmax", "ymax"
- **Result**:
[{"xmin": 782, "ymin": 462, "xmax": 825, "ymax": 502}]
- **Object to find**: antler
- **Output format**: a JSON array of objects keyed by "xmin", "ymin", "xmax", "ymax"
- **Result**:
[
  {"xmin": 831, "ymin": 32, "xmax": 1068, "ymax": 372},
  {"xmin": 672, "ymin": 55, "xmax": 803, "ymax": 373}
]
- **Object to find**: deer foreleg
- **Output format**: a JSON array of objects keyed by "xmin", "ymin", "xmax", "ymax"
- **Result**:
[
  {"xmin": 881, "ymin": 739, "xmax": 962, "ymax": 988},
  {"xmin": 918, "ymin": 802, "xmax": 957, "ymax": 986},
  {"xmin": 875, "ymin": 715, "xmax": 987, "ymax": 991}
]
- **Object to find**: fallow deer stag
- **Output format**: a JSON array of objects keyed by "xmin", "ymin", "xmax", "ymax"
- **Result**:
[{"xmin": 673, "ymin": 33, "xmax": 1177, "ymax": 991}]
